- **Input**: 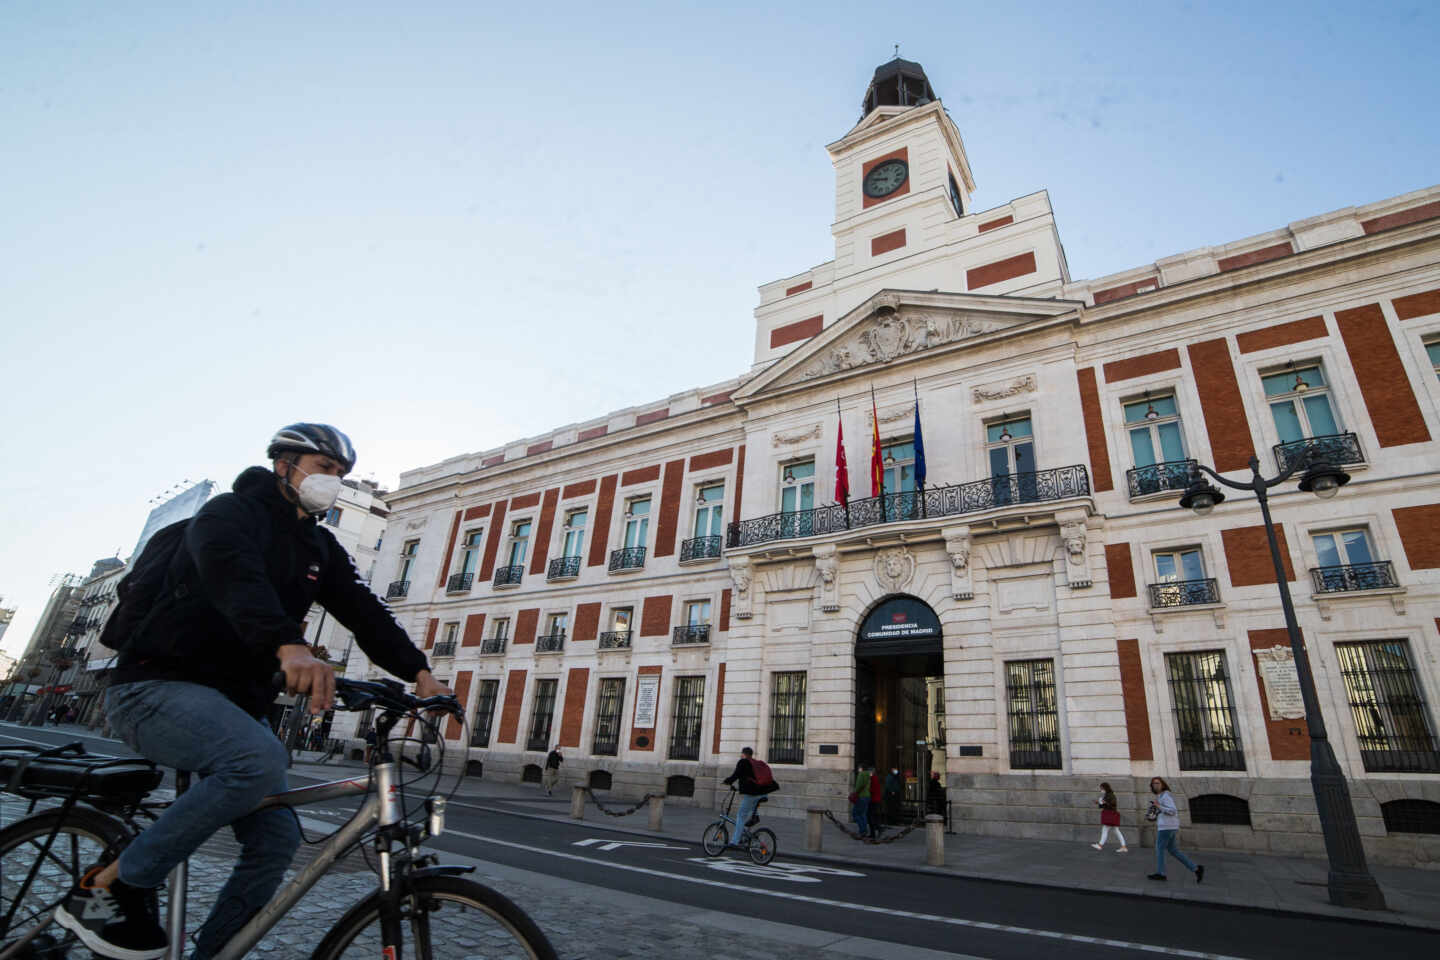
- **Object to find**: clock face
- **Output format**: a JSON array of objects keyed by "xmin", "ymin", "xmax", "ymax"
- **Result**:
[{"xmin": 863, "ymin": 159, "xmax": 909, "ymax": 199}]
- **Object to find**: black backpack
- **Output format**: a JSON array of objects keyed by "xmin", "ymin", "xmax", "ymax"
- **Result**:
[{"xmin": 99, "ymin": 519, "xmax": 194, "ymax": 654}]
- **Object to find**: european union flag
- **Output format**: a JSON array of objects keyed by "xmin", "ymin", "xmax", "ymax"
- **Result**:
[{"xmin": 913, "ymin": 400, "xmax": 927, "ymax": 491}]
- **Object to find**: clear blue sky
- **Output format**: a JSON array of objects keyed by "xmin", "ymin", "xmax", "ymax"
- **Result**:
[{"xmin": 3, "ymin": 1, "xmax": 1437, "ymax": 655}]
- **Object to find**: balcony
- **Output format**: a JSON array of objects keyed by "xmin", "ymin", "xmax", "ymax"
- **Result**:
[
  {"xmin": 1311, "ymin": 561, "xmax": 1399, "ymax": 594},
  {"xmin": 446, "ymin": 572, "xmax": 474, "ymax": 594},
  {"xmin": 385, "ymin": 580, "xmax": 410, "ymax": 600},
  {"xmin": 672, "ymin": 624, "xmax": 711, "ymax": 646},
  {"xmin": 1148, "ymin": 578, "xmax": 1221, "ymax": 608},
  {"xmin": 547, "ymin": 555, "xmax": 582, "ymax": 581},
  {"xmin": 598, "ymin": 631, "xmax": 632, "ymax": 650},
  {"xmin": 493, "ymin": 565, "xmax": 524, "ymax": 587},
  {"xmin": 727, "ymin": 465, "xmax": 1090, "ymax": 549},
  {"xmin": 680, "ymin": 536, "xmax": 723, "ymax": 562},
  {"xmin": 609, "ymin": 546, "xmax": 646, "ymax": 572},
  {"xmin": 1126, "ymin": 459, "xmax": 1197, "ymax": 499},
  {"xmin": 480, "ymin": 637, "xmax": 507, "ymax": 655},
  {"xmin": 432, "ymin": 641, "xmax": 457, "ymax": 658},
  {"xmin": 536, "ymin": 632, "xmax": 566, "ymax": 653},
  {"xmin": 1272, "ymin": 432, "xmax": 1364, "ymax": 476}
]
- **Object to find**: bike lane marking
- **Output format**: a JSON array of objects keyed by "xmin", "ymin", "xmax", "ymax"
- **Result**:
[
  {"xmin": 573, "ymin": 839, "xmax": 689, "ymax": 852},
  {"xmin": 442, "ymin": 828, "xmax": 1255, "ymax": 960}
]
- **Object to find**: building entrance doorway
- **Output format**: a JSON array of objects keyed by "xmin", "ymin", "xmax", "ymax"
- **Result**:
[{"xmin": 854, "ymin": 595, "xmax": 945, "ymax": 820}]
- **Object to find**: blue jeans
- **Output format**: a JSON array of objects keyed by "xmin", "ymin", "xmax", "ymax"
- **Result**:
[
  {"xmin": 734, "ymin": 794, "xmax": 761, "ymax": 843},
  {"xmin": 1155, "ymin": 828, "xmax": 1197, "ymax": 876},
  {"xmin": 852, "ymin": 796, "xmax": 870, "ymax": 837},
  {"xmin": 107, "ymin": 680, "xmax": 300, "ymax": 959}
]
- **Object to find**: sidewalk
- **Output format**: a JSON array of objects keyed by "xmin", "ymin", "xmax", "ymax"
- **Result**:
[{"xmin": 286, "ymin": 757, "xmax": 1440, "ymax": 934}]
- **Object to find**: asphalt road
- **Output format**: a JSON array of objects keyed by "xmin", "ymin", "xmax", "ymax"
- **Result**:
[{"xmin": 5, "ymin": 723, "xmax": 1437, "ymax": 960}]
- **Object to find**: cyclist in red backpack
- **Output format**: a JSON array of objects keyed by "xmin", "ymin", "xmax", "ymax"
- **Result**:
[{"xmin": 722, "ymin": 746, "xmax": 767, "ymax": 835}]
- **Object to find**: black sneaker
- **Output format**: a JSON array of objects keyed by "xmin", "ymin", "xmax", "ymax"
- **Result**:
[
  {"xmin": 1195, "ymin": 865, "xmax": 1205, "ymax": 884},
  {"xmin": 1147, "ymin": 873, "xmax": 1167, "ymax": 881},
  {"xmin": 54, "ymin": 866, "xmax": 166, "ymax": 960}
]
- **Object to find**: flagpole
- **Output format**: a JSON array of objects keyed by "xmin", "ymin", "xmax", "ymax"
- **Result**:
[{"xmin": 871, "ymin": 385, "xmax": 886, "ymax": 523}]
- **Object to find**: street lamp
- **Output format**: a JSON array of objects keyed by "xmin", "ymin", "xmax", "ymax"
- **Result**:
[{"xmin": 1179, "ymin": 454, "xmax": 1383, "ymax": 910}]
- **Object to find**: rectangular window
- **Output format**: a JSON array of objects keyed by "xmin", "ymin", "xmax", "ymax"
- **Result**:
[
  {"xmin": 507, "ymin": 520, "xmax": 532, "ymax": 568},
  {"xmin": 1312, "ymin": 528, "xmax": 1375, "ymax": 568},
  {"xmin": 458, "ymin": 529, "xmax": 484, "ymax": 576},
  {"xmin": 1336, "ymin": 640, "xmax": 1440, "ymax": 773},
  {"xmin": 1150, "ymin": 548, "xmax": 1216, "ymax": 606},
  {"xmin": 562, "ymin": 509, "xmax": 587, "ymax": 558},
  {"xmin": 546, "ymin": 612, "xmax": 568, "ymax": 635},
  {"xmin": 592, "ymin": 678, "xmax": 626, "ymax": 756},
  {"xmin": 779, "ymin": 460, "xmax": 816, "ymax": 513},
  {"xmin": 470, "ymin": 679, "xmax": 499, "ymax": 747},
  {"xmin": 1426, "ymin": 338, "xmax": 1440, "ymax": 380},
  {"xmin": 1165, "ymin": 651, "xmax": 1245, "ymax": 770},
  {"xmin": 527, "ymin": 678, "xmax": 559, "ymax": 752},
  {"xmin": 769, "ymin": 671, "xmax": 807, "ymax": 764},
  {"xmin": 609, "ymin": 607, "xmax": 632, "ymax": 633},
  {"xmin": 492, "ymin": 617, "xmax": 510, "ymax": 639},
  {"xmin": 987, "ymin": 415, "xmax": 1036, "ymax": 504},
  {"xmin": 398, "ymin": 539, "xmax": 420, "ymax": 582},
  {"xmin": 1005, "ymin": 659, "xmax": 1061, "ymax": 769},
  {"xmin": 693, "ymin": 483, "xmax": 725, "ymax": 538},
  {"xmin": 1312, "ymin": 528, "xmax": 1395, "ymax": 592},
  {"xmin": 880, "ymin": 439, "xmax": 916, "ymax": 494},
  {"xmin": 623, "ymin": 498, "xmax": 650, "ymax": 549},
  {"xmin": 947, "ymin": 171, "xmax": 964, "ymax": 218},
  {"xmin": 668, "ymin": 676, "xmax": 705, "ymax": 760},
  {"xmin": 1262, "ymin": 363, "xmax": 1340, "ymax": 444},
  {"xmin": 1124, "ymin": 393, "xmax": 1186, "ymax": 467},
  {"xmin": 1154, "ymin": 548, "xmax": 1206, "ymax": 582},
  {"xmin": 435, "ymin": 622, "xmax": 458, "ymax": 656},
  {"xmin": 324, "ymin": 506, "xmax": 343, "ymax": 526},
  {"xmin": 685, "ymin": 600, "xmax": 711, "ymax": 625}
]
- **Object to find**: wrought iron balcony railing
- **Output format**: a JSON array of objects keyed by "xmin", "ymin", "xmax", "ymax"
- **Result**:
[
  {"xmin": 480, "ymin": 637, "xmax": 507, "ymax": 655},
  {"xmin": 1272, "ymin": 432, "xmax": 1364, "ymax": 476},
  {"xmin": 672, "ymin": 624, "xmax": 711, "ymax": 645},
  {"xmin": 432, "ymin": 641, "xmax": 457, "ymax": 657},
  {"xmin": 493, "ymin": 565, "xmax": 524, "ymax": 587},
  {"xmin": 609, "ymin": 546, "xmax": 646, "ymax": 572},
  {"xmin": 547, "ymin": 555, "xmax": 582, "ymax": 581},
  {"xmin": 446, "ymin": 572, "xmax": 474, "ymax": 594},
  {"xmin": 536, "ymin": 632, "xmax": 566, "ymax": 653},
  {"xmin": 1127, "ymin": 459, "xmax": 1197, "ymax": 498},
  {"xmin": 727, "ymin": 465, "xmax": 1091, "ymax": 549},
  {"xmin": 1148, "ymin": 578, "xmax": 1221, "ymax": 608},
  {"xmin": 1311, "ymin": 561, "xmax": 1399, "ymax": 594},
  {"xmin": 385, "ymin": 580, "xmax": 410, "ymax": 600},
  {"xmin": 598, "ymin": 630, "xmax": 632, "ymax": 650},
  {"xmin": 679, "ymin": 536, "xmax": 723, "ymax": 562}
]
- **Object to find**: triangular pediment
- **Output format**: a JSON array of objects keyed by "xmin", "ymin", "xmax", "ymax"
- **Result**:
[{"xmin": 735, "ymin": 289, "xmax": 1081, "ymax": 402}]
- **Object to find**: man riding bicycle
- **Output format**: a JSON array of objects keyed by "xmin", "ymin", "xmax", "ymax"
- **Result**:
[
  {"xmin": 722, "ymin": 747, "xmax": 765, "ymax": 840},
  {"xmin": 58, "ymin": 423, "xmax": 450, "ymax": 960}
]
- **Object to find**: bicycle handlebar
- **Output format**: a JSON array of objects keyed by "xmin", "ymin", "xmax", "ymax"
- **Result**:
[{"xmin": 271, "ymin": 673, "xmax": 462, "ymax": 719}]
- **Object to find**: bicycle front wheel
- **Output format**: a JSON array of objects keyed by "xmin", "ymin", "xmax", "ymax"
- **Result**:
[
  {"xmin": 701, "ymin": 821, "xmax": 729, "ymax": 857},
  {"xmin": 748, "ymin": 827, "xmax": 777, "ymax": 865},
  {"xmin": 311, "ymin": 874, "xmax": 556, "ymax": 960},
  {"xmin": 0, "ymin": 807, "xmax": 130, "ymax": 954}
]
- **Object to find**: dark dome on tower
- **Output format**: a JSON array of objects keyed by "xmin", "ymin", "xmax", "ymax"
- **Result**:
[{"xmin": 861, "ymin": 58, "xmax": 937, "ymax": 117}]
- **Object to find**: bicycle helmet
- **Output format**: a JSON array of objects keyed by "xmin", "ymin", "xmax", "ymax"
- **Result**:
[{"xmin": 266, "ymin": 423, "xmax": 357, "ymax": 474}]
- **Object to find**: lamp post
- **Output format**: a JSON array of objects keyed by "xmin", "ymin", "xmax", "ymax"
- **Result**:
[{"xmin": 1179, "ymin": 454, "xmax": 1385, "ymax": 910}]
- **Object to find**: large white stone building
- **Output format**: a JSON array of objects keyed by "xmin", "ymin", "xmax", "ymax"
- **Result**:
[{"xmin": 370, "ymin": 59, "xmax": 1440, "ymax": 866}]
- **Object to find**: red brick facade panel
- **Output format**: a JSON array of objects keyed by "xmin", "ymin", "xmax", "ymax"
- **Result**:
[
  {"xmin": 423, "ymin": 618, "xmax": 439, "ymax": 650},
  {"xmin": 1236, "ymin": 315, "xmax": 1328, "ymax": 353},
  {"xmin": 1248, "ymin": 629, "xmax": 1311, "ymax": 762},
  {"xmin": 621, "ymin": 465, "xmax": 660, "ymax": 486},
  {"xmin": 630, "ymin": 665, "xmax": 663, "ymax": 751},
  {"xmin": 496, "ymin": 669, "xmax": 527, "ymax": 744},
  {"xmin": 719, "ymin": 588, "xmax": 732, "ymax": 633},
  {"xmin": 461, "ymin": 613, "xmax": 486, "ymax": 647},
  {"xmin": 478, "ymin": 500, "xmax": 509, "ymax": 579},
  {"xmin": 1361, "ymin": 199, "xmax": 1440, "ymax": 235},
  {"xmin": 1215, "ymin": 241, "xmax": 1293, "ymax": 273},
  {"xmin": 1092, "ymin": 276, "xmax": 1159, "ymax": 305},
  {"xmin": 1102, "ymin": 348, "xmax": 1182, "ymax": 383},
  {"xmin": 1104, "ymin": 544, "xmax": 1136, "ymax": 599},
  {"xmin": 1222, "ymin": 524, "xmax": 1295, "ymax": 585},
  {"xmin": 636, "ymin": 408, "xmax": 669, "ymax": 426},
  {"xmin": 514, "ymin": 608, "xmax": 539, "ymax": 645},
  {"xmin": 861, "ymin": 147, "xmax": 909, "ymax": 210},
  {"xmin": 1393, "ymin": 288, "xmax": 1440, "ymax": 321},
  {"xmin": 870, "ymin": 228, "xmax": 907, "ymax": 256},
  {"xmin": 587, "ymin": 474, "xmax": 618, "ymax": 567},
  {"xmin": 1335, "ymin": 303, "xmax": 1431, "ymax": 447},
  {"xmin": 573, "ymin": 602, "xmax": 601, "ymax": 643},
  {"xmin": 702, "ymin": 390, "xmax": 735, "ymax": 406},
  {"xmin": 528, "ymin": 488, "xmax": 561, "ymax": 575},
  {"xmin": 689, "ymin": 448, "xmax": 734, "ymax": 471},
  {"xmin": 770, "ymin": 315, "xmax": 824, "ymax": 349},
  {"xmin": 784, "ymin": 281, "xmax": 812, "ymax": 296},
  {"xmin": 447, "ymin": 671, "xmax": 472, "ymax": 741},
  {"xmin": 1187, "ymin": 338, "xmax": 1255, "ymax": 472},
  {"xmin": 482, "ymin": 454, "xmax": 504, "ymax": 467},
  {"xmin": 1393, "ymin": 504, "xmax": 1440, "ymax": 569},
  {"xmin": 966, "ymin": 251, "xmax": 1037, "ymax": 290},
  {"xmin": 525, "ymin": 440, "xmax": 553, "ymax": 457},
  {"xmin": 435, "ymin": 510, "xmax": 463, "ymax": 589},
  {"xmin": 654, "ymin": 458, "xmax": 686, "ymax": 557},
  {"xmin": 577, "ymin": 425, "xmax": 608, "ymax": 442},
  {"xmin": 1115, "ymin": 639, "xmax": 1153, "ymax": 761},
  {"xmin": 640, "ymin": 595, "xmax": 672, "ymax": 637},
  {"xmin": 510, "ymin": 492, "xmax": 541, "ymax": 510},
  {"xmin": 1075, "ymin": 367, "xmax": 1114, "ymax": 492},
  {"xmin": 558, "ymin": 667, "xmax": 590, "ymax": 749},
  {"xmin": 977, "ymin": 215, "xmax": 1014, "ymax": 233},
  {"xmin": 712, "ymin": 662, "xmax": 726, "ymax": 755},
  {"xmin": 733, "ymin": 445, "xmax": 746, "ymax": 519},
  {"xmin": 562, "ymin": 479, "xmax": 596, "ymax": 499},
  {"xmin": 462, "ymin": 503, "xmax": 491, "ymax": 521}
]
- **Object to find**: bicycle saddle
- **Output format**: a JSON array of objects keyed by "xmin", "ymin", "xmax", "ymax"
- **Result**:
[{"xmin": 0, "ymin": 743, "xmax": 163, "ymax": 802}]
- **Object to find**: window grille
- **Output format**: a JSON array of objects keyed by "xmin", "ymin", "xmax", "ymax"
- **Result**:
[
  {"xmin": 588, "ymin": 770, "xmax": 612, "ymax": 791},
  {"xmin": 592, "ymin": 678, "xmax": 625, "ymax": 757},
  {"xmin": 1381, "ymin": 799, "xmax": 1440, "ymax": 835},
  {"xmin": 1165, "ymin": 651, "xmax": 1245, "ymax": 770},
  {"xmin": 1189, "ymin": 794, "xmax": 1252, "ymax": 826},
  {"xmin": 1005, "ymin": 659, "xmax": 1061, "ymax": 769},
  {"xmin": 521, "ymin": 764, "xmax": 542, "ymax": 784},
  {"xmin": 769, "ymin": 671, "xmax": 807, "ymax": 764},
  {"xmin": 668, "ymin": 676, "xmax": 705, "ymax": 760},
  {"xmin": 526, "ymin": 679, "xmax": 558, "ymax": 752},
  {"xmin": 1336, "ymin": 640, "xmax": 1440, "ymax": 773},
  {"xmin": 470, "ymin": 679, "xmax": 499, "ymax": 748},
  {"xmin": 666, "ymin": 775, "xmax": 695, "ymax": 798}
]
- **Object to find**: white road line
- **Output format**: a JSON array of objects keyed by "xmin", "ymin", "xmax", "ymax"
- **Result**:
[{"xmin": 442, "ymin": 828, "xmax": 1256, "ymax": 960}]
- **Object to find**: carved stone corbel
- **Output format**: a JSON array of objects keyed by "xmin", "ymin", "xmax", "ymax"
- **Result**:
[
  {"xmin": 813, "ymin": 545, "xmax": 839, "ymax": 613},
  {"xmin": 941, "ymin": 525, "xmax": 973, "ymax": 600},
  {"xmin": 1057, "ymin": 510, "xmax": 1092, "ymax": 589},
  {"xmin": 729, "ymin": 556, "xmax": 754, "ymax": 619}
]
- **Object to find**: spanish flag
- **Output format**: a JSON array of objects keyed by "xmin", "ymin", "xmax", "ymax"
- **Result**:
[{"xmin": 870, "ymin": 386, "xmax": 885, "ymax": 498}]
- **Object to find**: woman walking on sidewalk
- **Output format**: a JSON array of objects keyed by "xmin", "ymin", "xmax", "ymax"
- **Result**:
[
  {"xmin": 1147, "ymin": 777, "xmax": 1203, "ymax": 883},
  {"xmin": 1091, "ymin": 781, "xmax": 1128, "ymax": 853},
  {"xmin": 850, "ymin": 765, "xmax": 872, "ymax": 838}
]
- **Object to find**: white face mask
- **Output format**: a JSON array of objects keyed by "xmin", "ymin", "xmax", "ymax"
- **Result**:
[{"xmin": 285, "ymin": 465, "xmax": 343, "ymax": 514}]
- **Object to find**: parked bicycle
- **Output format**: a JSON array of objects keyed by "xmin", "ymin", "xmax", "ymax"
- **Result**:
[
  {"xmin": 0, "ymin": 676, "xmax": 557, "ymax": 959},
  {"xmin": 701, "ymin": 788, "xmax": 776, "ymax": 865}
]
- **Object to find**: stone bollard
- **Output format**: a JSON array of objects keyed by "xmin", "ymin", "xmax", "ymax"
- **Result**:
[
  {"xmin": 925, "ymin": 814, "xmax": 944, "ymax": 866},
  {"xmin": 570, "ymin": 785, "xmax": 586, "ymax": 820},
  {"xmin": 806, "ymin": 807, "xmax": 824, "ymax": 852},
  {"xmin": 648, "ymin": 795, "xmax": 664, "ymax": 831}
]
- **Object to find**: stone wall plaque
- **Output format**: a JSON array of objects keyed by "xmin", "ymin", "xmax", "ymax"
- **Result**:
[
  {"xmin": 634, "ymin": 674, "xmax": 661, "ymax": 728},
  {"xmin": 818, "ymin": 744, "xmax": 839, "ymax": 755},
  {"xmin": 1254, "ymin": 645, "xmax": 1306, "ymax": 720}
]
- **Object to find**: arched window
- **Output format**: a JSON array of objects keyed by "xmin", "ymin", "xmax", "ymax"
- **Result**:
[
  {"xmin": 588, "ymin": 770, "xmax": 613, "ymax": 791},
  {"xmin": 666, "ymin": 775, "xmax": 695, "ymax": 798},
  {"xmin": 1381, "ymin": 799, "xmax": 1440, "ymax": 835},
  {"xmin": 1188, "ymin": 794, "xmax": 1251, "ymax": 826}
]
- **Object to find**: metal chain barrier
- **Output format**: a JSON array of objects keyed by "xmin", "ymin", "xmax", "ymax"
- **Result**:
[
  {"xmin": 582, "ymin": 787, "xmax": 659, "ymax": 817},
  {"xmin": 822, "ymin": 810, "xmax": 926, "ymax": 844}
]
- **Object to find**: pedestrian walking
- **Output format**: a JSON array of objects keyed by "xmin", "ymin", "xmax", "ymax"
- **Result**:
[
  {"xmin": 850, "ymin": 764, "xmax": 872, "ymax": 838},
  {"xmin": 883, "ymin": 767, "xmax": 903, "ymax": 825},
  {"xmin": 543, "ymin": 746, "xmax": 564, "ymax": 795},
  {"xmin": 1091, "ymin": 781, "xmax": 1128, "ymax": 853},
  {"xmin": 1146, "ymin": 777, "xmax": 1203, "ymax": 883},
  {"xmin": 867, "ymin": 766, "xmax": 884, "ymax": 838}
]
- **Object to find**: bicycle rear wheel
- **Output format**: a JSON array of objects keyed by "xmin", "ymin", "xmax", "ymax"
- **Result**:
[
  {"xmin": 310, "ymin": 874, "xmax": 556, "ymax": 960},
  {"xmin": 0, "ymin": 807, "xmax": 130, "ymax": 956},
  {"xmin": 748, "ymin": 827, "xmax": 777, "ymax": 865},
  {"xmin": 700, "ymin": 821, "xmax": 728, "ymax": 857}
]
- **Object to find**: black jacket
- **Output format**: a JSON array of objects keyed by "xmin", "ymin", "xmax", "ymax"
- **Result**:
[
  {"xmin": 114, "ymin": 467, "xmax": 429, "ymax": 717},
  {"xmin": 723, "ymin": 758, "xmax": 764, "ymax": 796}
]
